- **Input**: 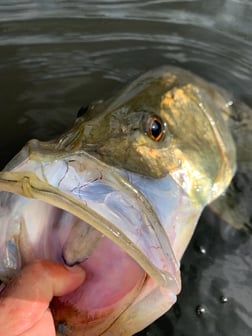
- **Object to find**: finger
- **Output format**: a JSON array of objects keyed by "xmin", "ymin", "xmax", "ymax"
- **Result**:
[
  {"xmin": 21, "ymin": 309, "xmax": 55, "ymax": 336},
  {"xmin": 0, "ymin": 260, "xmax": 85, "ymax": 336}
]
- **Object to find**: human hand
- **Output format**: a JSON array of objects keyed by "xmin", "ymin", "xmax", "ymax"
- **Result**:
[{"xmin": 0, "ymin": 260, "xmax": 85, "ymax": 336}]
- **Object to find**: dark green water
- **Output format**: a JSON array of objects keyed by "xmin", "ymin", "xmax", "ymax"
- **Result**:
[{"xmin": 0, "ymin": 1, "xmax": 251, "ymax": 335}]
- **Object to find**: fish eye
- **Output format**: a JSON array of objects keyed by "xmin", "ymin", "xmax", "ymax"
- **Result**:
[{"xmin": 146, "ymin": 115, "xmax": 165, "ymax": 142}]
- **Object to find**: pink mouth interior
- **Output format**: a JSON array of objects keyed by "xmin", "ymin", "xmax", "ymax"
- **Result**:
[
  {"xmin": 52, "ymin": 236, "xmax": 146, "ymax": 327},
  {"xmin": 68, "ymin": 237, "xmax": 145, "ymax": 309}
]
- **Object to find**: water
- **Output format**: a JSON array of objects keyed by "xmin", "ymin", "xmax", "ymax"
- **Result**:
[{"xmin": 0, "ymin": 1, "xmax": 251, "ymax": 335}]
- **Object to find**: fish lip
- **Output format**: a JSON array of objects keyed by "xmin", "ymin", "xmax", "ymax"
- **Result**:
[{"xmin": 0, "ymin": 141, "xmax": 182, "ymax": 292}]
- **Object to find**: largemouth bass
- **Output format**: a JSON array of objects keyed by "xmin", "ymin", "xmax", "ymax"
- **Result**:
[{"xmin": 0, "ymin": 67, "xmax": 236, "ymax": 336}]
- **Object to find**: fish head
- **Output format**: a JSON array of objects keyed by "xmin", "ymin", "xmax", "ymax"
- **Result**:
[{"xmin": 0, "ymin": 67, "xmax": 236, "ymax": 335}]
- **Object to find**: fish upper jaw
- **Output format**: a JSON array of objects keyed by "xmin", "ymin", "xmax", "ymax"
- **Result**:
[{"xmin": 0, "ymin": 139, "xmax": 189, "ymax": 291}]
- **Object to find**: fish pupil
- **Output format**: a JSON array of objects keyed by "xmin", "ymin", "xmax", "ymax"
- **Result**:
[
  {"xmin": 150, "ymin": 118, "xmax": 164, "ymax": 141},
  {"xmin": 151, "ymin": 120, "xmax": 162, "ymax": 138}
]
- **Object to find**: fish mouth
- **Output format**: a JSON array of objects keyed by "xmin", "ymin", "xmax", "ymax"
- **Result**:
[
  {"xmin": 0, "ymin": 140, "xmax": 202, "ymax": 334},
  {"xmin": 52, "ymin": 234, "xmax": 148, "ymax": 335}
]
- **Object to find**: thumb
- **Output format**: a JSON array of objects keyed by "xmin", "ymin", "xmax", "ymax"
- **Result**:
[{"xmin": 0, "ymin": 260, "xmax": 85, "ymax": 336}]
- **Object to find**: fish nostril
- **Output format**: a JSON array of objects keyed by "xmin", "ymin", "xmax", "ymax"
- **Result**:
[{"xmin": 77, "ymin": 105, "xmax": 89, "ymax": 118}]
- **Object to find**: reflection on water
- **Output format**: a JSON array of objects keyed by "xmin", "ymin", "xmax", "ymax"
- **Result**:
[{"xmin": 0, "ymin": 1, "xmax": 251, "ymax": 335}]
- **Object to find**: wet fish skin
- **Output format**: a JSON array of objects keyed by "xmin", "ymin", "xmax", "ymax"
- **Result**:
[{"xmin": 0, "ymin": 67, "xmax": 237, "ymax": 336}]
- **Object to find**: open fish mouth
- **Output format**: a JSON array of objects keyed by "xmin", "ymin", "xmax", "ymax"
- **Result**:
[
  {"xmin": 0, "ymin": 139, "xmax": 201, "ymax": 334},
  {"xmin": 0, "ymin": 66, "xmax": 237, "ymax": 335}
]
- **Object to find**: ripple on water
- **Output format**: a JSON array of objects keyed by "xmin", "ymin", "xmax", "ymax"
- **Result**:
[{"xmin": 0, "ymin": 1, "xmax": 251, "ymax": 104}]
